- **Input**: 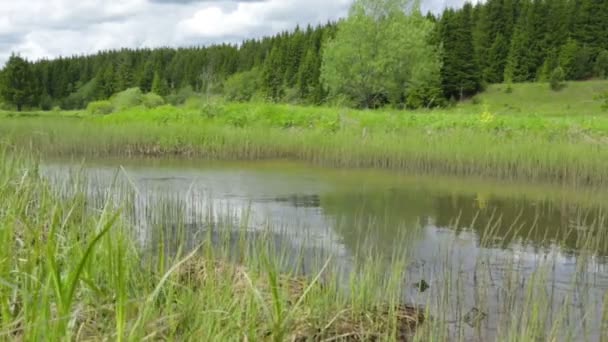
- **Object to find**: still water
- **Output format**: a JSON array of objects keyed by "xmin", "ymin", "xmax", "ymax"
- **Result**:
[{"xmin": 43, "ymin": 158, "xmax": 608, "ymax": 341}]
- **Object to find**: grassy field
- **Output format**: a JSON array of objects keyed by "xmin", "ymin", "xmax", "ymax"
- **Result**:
[{"xmin": 2, "ymin": 81, "xmax": 608, "ymax": 186}]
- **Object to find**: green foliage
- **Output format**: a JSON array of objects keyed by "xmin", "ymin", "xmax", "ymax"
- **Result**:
[
  {"xmin": 550, "ymin": 67, "xmax": 566, "ymax": 91},
  {"xmin": 5, "ymin": 0, "xmax": 608, "ymax": 109},
  {"xmin": 166, "ymin": 86, "xmax": 196, "ymax": 106},
  {"xmin": 142, "ymin": 93, "xmax": 165, "ymax": 109},
  {"xmin": 61, "ymin": 78, "xmax": 101, "ymax": 110},
  {"xmin": 223, "ymin": 68, "xmax": 262, "ymax": 102},
  {"xmin": 321, "ymin": 0, "xmax": 441, "ymax": 108},
  {"xmin": 262, "ymin": 46, "xmax": 285, "ymax": 102},
  {"xmin": 87, "ymin": 100, "xmax": 115, "ymax": 115},
  {"xmin": 440, "ymin": 5, "xmax": 482, "ymax": 100},
  {"xmin": 0, "ymin": 54, "xmax": 36, "ymax": 111},
  {"xmin": 111, "ymin": 87, "xmax": 144, "ymax": 110},
  {"xmin": 594, "ymin": 50, "xmax": 608, "ymax": 79},
  {"xmin": 598, "ymin": 91, "xmax": 608, "ymax": 110},
  {"xmin": 151, "ymin": 71, "xmax": 169, "ymax": 96}
]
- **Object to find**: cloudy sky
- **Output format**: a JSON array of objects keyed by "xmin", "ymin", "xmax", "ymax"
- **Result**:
[{"xmin": 0, "ymin": 0, "xmax": 467, "ymax": 66}]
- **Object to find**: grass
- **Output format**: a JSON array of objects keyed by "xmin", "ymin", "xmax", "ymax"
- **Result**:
[
  {"xmin": 2, "ymin": 81, "xmax": 608, "ymax": 340},
  {"xmin": 0, "ymin": 148, "xmax": 424, "ymax": 341},
  {"xmin": 3, "ymin": 103, "xmax": 608, "ymax": 186},
  {"xmin": 1, "ymin": 148, "xmax": 608, "ymax": 340},
  {"xmin": 468, "ymin": 80, "xmax": 608, "ymax": 116},
  {"xmin": 1, "ymin": 82, "xmax": 608, "ymax": 188}
]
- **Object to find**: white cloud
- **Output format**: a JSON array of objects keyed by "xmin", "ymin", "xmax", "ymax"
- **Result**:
[{"xmin": 0, "ymin": 0, "xmax": 468, "ymax": 66}]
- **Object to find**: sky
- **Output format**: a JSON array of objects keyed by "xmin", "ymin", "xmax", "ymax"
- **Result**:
[{"xmin": 0, "ymin": 0, "xmax": 468, "ymax": 66}]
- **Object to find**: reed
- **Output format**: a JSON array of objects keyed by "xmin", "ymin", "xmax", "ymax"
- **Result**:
[
  {"xmin": 3, "ymin": 106, "xmax": 608, "ymax": 186},
  {"xmin": 1, "ymin": 148, "xmax": 607, "ymax": 340}
]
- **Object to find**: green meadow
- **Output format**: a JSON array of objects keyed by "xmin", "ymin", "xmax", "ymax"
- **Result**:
[{"xmin": 2, "ymin": 81, "xmax": 608, "ymax": 186}]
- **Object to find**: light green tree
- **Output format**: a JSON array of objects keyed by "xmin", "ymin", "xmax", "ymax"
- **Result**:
[{"xmin": 321, "ymin": 0, "xmax": 441, "ymax": 108}]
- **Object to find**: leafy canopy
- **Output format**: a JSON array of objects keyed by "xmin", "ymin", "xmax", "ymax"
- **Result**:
[{"xmin": 321, "ymin": 0, "xmax": 441, "ymax": 108}]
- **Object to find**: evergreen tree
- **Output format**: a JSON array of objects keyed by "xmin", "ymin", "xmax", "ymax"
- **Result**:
[
  {"xmin": 594, "ymin": 50, "xmax": 608, "ymax": 79},
  {"xmin": 0, "ymin": 54, "xmax": 36, "ymax": 111},
  {"xmin": 440, "ymin": 4, "xmax": 482, "ymax": 100},
  {"xmin": 151, "ymin": 71, "xmax": 169, "ymax": 96},
  {"xmin": 262, "ymin": 46, "xmax": 285, "ymax": 102},
  {"xmin": 296, "ymin": 49, "xmax": 321, "ymax": 103},
  {"xmin": 504, "ymin": 24, "xmax": 532, "ymax": 82}
]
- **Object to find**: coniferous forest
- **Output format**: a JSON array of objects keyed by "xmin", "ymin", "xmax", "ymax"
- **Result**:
[{"xmin": 1, "ymin": 0, "xmax": 608, "ymax": 111}]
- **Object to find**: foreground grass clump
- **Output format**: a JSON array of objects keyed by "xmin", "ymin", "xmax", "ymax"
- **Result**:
[{"xmin": 0, "ymin": 149, "xmax": 424, "ymax": 341}]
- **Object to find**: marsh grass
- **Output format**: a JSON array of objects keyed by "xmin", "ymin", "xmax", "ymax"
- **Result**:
[
  {"xmin": 1, "ymin": 149, "xmax": 607, "ymax": 341},
  {"xmin": 3, "ymin": 111, "xmax": 608, "ymax": 186}
]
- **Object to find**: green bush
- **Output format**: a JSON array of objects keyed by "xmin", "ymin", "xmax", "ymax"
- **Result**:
[
  {"xmin": 87, "ymin": 100, "xmax": 114, "ymax": 115},
  {"xmin": 223, "ymin": 68, "xmax": 262, "ymax": 102},
  {"xmin": 598, "ymin": 91, "xmax": 608, "ymax": 111},
  {"xmin": 594, "ymin": 50, "xmax": 608, "ymax": 79},
  {"xmin": 61, "ymin": 78, "xmax": 100, "ymax": 110},
  {"xmin": 111, "ymin": 87, "xmax": 143, "ymax": 110},
  {"xmin": 167, "ymin": 86, "xmax": 196, "ymax": 106},
  {"xmin": 142, "ymin": 93, "xmax": 165, "ymax": 109},
  {"xmin": 550, "ymin": 67, "xmax": 566, "ymax": 91}
]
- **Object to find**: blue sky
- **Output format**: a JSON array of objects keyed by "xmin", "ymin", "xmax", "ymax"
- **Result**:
[{"xmin": 0, "ymin": 0, "xmax": 470, "ymax": 65}]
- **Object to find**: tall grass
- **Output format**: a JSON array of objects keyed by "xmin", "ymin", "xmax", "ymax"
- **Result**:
[
  {"xmin": 1, "ymin": 148, "xmax": 607, "ymax": 340},
  {"xmin": 3, "ymin": 112, "xmax": 608, "ymax": 186}
]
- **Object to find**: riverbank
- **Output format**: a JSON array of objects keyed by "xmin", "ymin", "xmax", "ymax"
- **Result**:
[{"xmin": 3, "ymin": 98, "xmax": 608, "ymax": 186}]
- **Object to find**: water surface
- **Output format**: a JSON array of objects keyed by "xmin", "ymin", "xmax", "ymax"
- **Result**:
[{"xmin": 43, "ymin": 158, "xmax": 608, "ymax": 341}]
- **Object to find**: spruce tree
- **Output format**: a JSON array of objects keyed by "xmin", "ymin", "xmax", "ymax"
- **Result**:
[
  {"xmin": 440, "ymin": 4, "xmax": 481, "ymax": 99},
  {"xmin": 262, "ymin": 46, "xmax": 285, "ymax": 102},
  {"xmin": 151, "ymin": 71, "xmax": 169, "ymax": 96},
  {"xmin": 0, "ymin": 54, "xmax": 36, "ymax": 111}
]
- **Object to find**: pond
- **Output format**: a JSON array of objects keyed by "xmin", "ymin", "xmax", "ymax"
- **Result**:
[{"xmin": 43, "ymin": 158, "xmax": 608, "ymax": 341}]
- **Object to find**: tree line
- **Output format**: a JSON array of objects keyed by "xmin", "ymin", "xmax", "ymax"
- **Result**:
[{"xmin": 1, "ymin": 0, "xmax": 607, "ymax": 111}]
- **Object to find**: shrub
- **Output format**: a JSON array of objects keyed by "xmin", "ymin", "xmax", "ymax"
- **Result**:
[
  {"xmin": 87, "ymin": 100, "xmax": 114, "ymax": 115},
  {"xmin": 142, "ymin": 93, "xmax": 165, "ymax": 109},
  {"xmin": 597, "ymin": 91, "xmax": 608, "ymax": 111},
  {"xmin": 223, "ymin": 68, "xmax": 262, "ymax": 102},
  {"xmin": 111, "ymin": 87, "xmax": 143, "ymax": 110},
  {"xmin": 594, "ymin": 50, "xmax": 608, "ymax": 79},
  {"xmin": 550, "ymin": 67, "xmax": 566, "ymax": 91},
  {"xmin": 167, "ymin": 86, "xmax": 196, "ymax": 106},
  {"xmin": 61, "ymin": 78, "xmax": 100, "ymax": 110}
]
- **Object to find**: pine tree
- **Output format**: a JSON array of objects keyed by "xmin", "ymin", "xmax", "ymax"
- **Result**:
[
  {"xmin": 594, "ymin": 50, "xmax": 608, "ymax": 79},
  {"xmin": 504, "ymin": 22, "xmax": 532, "ymax": 82},
  {"xmin": 296, "ymin": 48, "xmax": 321, "ymax": 103},
  {"xmin": 440, "ymin": 4, "xmax": 482, "ymax": 99},
  {"xmin": 262, "ymin": 46, "xmax": 285, "ymax": 102},
  {"xmin": 0, "ymin": 54, "xmax": 36, "ymax": 111},
  {"xmin": 151, "ymin": 71, "xmax": 169, "ymax": 96}
]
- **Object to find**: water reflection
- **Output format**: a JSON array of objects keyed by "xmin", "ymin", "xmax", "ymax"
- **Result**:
[{"xmin": 42, "ymin": 159, "xmax": 608, "ymax": 341}]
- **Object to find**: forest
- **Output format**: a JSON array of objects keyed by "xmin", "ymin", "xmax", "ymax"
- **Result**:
[{"xmin": 1, "ymin": 0, "xmax": 607, "ymax": 111}]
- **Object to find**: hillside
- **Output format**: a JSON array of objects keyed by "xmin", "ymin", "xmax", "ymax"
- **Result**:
[{"xmin": 459, "ymin": 80, "xmax": 608, "ymax": 116}]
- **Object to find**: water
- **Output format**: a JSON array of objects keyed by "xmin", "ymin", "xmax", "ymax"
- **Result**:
[{"xmin": 43, "ymin": 158, "xmax": 608, "ymax": 341}]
